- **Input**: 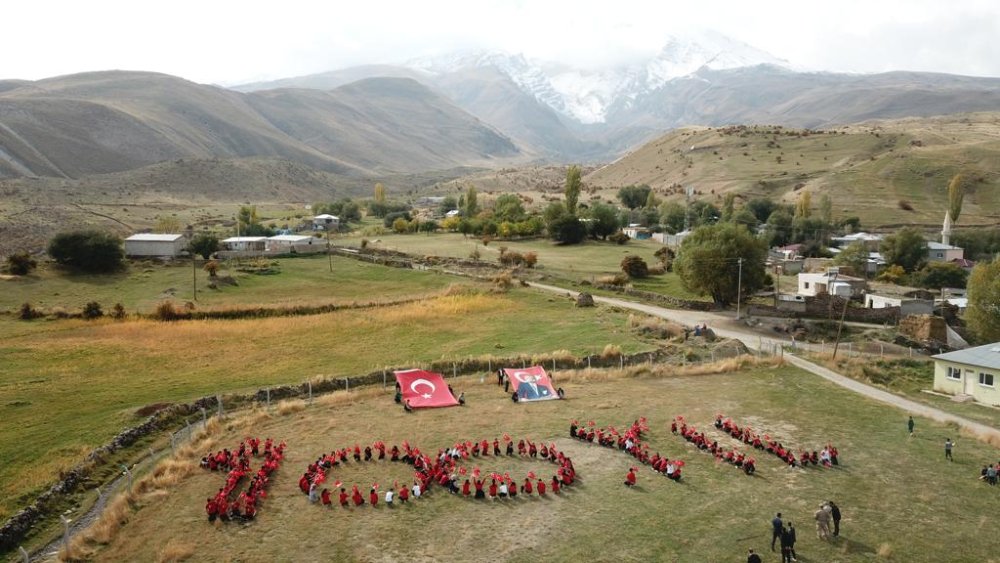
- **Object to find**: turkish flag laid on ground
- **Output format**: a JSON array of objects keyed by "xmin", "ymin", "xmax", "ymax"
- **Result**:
[
  {"xmin": 503, "ymin": 366, "xmax": 558, "ymax": 402},
  {"xmin": 394, "ymin": 369, "xmax": 459, "ymax": 408}
]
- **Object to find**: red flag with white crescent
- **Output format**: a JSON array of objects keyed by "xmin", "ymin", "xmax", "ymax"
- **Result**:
[{"xmin": 394, "ymin": 369, "xmax": 459, "ymax": 408}]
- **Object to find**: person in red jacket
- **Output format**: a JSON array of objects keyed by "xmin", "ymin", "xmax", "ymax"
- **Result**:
[
  {"xmin": 551, "ymin": 476, "xmax": 560, "ymax": 494},
  {"xmin": 625, "ymin": 468, "xmax": 637, "ymax": 487},
  {"xmin": 369, "ymin": 488, "xmax": 378, "ymax": 507},
  {"xmin": 320, "ymin": 488, "xmax": 332, "ymax": 506},
  {"xmin": 462, "ymin": 479, "xmax": 471, "ymax": 497},
  {"xmin": 522, "ymin": 478, "xmax": 533, "ymax": 495},
  {"xmin": 537, "ymin": 479, "xmax": 546, "ymax": 495},
  {"xmin": 206, "ymin": 497, "xmax": 218, "ymax": 522},
  {"xmin": 488, "ymin": 479, "xmax": 498, "ymax": 500},
  {"xmin": 398, "ymin": 484, "xmax": 409, "ymax": 503},
  {"xmin": 339, "ymin": 488, "xmax": 349, "ymax": 507},
  {"xmin": 352, "ymin": 486, "xmax": 364, "ymax": 506}
]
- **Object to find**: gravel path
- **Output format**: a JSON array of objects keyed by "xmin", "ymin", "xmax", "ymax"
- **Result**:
[{"xmin": 529, "ymin": 282, "xmax": 1000, "ymax": 442}]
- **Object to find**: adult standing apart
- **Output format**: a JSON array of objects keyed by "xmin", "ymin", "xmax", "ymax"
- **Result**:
[
  {"xmin": 771, "ymin": 512, "xmax": 783, "ymax": 552},
  {"xmin": 908, "ymin": 416, "xmax": 914, "ymax": 435},
  {"xmin": 945, "ymin": 438, "xmax": 954, "ymax": 461},
  {"xmin": 829, "ymin": 501, "xmax": 842, "ymax": 537},
  {"xmin": 814, "ymin": 504, "xmax": 831, "ymax": 540},
  {"xmin": 780, "ymin": 524, "xmax": 794, "ymax": 563}
]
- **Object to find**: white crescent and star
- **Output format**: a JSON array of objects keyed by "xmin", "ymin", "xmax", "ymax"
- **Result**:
[{"xmin": 410, "ymin": 378, "xmax": 436, "ymax": 399}]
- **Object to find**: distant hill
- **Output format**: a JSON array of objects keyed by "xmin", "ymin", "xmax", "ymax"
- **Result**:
[
  {"xmin": 0, "ymin": 71, "xmax": 520, "ymax": 180},
  {"xmin": 585, "ymin": 113, "xmax": 1000, "ymax": 227}
]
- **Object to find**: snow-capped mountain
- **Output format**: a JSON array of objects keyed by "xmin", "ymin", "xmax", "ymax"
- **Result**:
[{"xmin": 408, "ymin": 31, "xmax": 790, "ymax": 124}]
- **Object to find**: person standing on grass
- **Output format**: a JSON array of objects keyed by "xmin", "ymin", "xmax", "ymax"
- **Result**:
[
  {"xmin": 780, "ymin": 524, "xmax": 795, "ymax": 563},
  {"xmin": 829, "ymin": 501, "xmax": 842, "ymax": 536},
  {"xmin": 747, "ymin": 548, "xmax": 762, "ymax": 563},
  {"xmin": 814, "ymin": 505, "xmax": 831, "ymax": 540},
  {"xmin": 945, "ymin": 438, "xmax": 954, "ymax": 461},
  {"xmin": 908, "ymin": 416, "xmax": 914, "ymax": 435},
  {"xmin": 771, "ymin": 512, "xmax": 783, "ymax": 551}
]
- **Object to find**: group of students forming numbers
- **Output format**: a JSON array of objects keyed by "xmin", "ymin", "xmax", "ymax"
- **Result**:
[
  {"xmin": 671, "ymin": 414, "xmax": 841, "ymax": 471},
  {"xmin": 569, "ymin": 417, "xmax": 685, "ymax": 484},
  {"xmin": 297, "ymin": 436, "xmax": 578, "ymax": 509},
  {"xmin": 202, "ymin": 437, "xmax": 286, "ymax": 522}
]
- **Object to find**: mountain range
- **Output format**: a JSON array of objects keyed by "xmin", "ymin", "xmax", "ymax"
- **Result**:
[{"xmin": 237, "ymin": 31, "xmax": 1000, "ymax": 161}]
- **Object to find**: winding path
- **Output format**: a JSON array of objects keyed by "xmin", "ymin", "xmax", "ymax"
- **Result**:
[{"xmin": 528, "ymin": 282, "xmax": 1000, "ymax": 442}]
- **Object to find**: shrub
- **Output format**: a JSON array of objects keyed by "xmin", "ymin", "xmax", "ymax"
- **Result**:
[
  {"xmin": 621, "ymin": 255, "xmax": 649, "ymax": 278},
  {"xmin": 48, "ymin": 230, "xmax": 124, "ymax": 272},
  {"xmin": 153, "ymin": 301, "xmax": 187, "ymax": 321},
  {"xmin": 600, "ymin": 344, "xmax": 622, "ymax": 359},
  {"xmin": 5, "ymin": 252, "xmax": 37, "ymax": 275},
  {"xmin": 468, "ymin": 247, "xmax": 481, "ymax": 260},
  {"xmin": 203, "ymin": 260, "xmax": 219, "ymax": 277},
  {"xmin": 522, "ymin": 251, "xmax": 538, "ymax": 268},
  {"xmin": 82, "ymin": 301, "xmax": 104, "ymax": 320},
  {"xmin": 18, "ymin": 302, "xmax": 40, "ymax": 320},
  {"xmin": 597, "ymin": 273, "xmax": 629, "ymax": 286},
  {"xmin": 876, "ymin": 264, "xmax": 906, "ymax": 284},
  {"xmin": 647, "ymin": 264, "xmax": 665, "ymax": 275},
  {"xmin": 898, "ymin": 199, "xmax": 914, "ymax": 211},
  {"xmin": 492, "ymin": 271, "xmax": 513, "ymax": 292},
  {"xmin": 499, "ymin": 250, "xmax": 524, "ymax": 267},
  {"xmin": 608, "ymin": 231, "xmax": 630, "ymax": 245},
  {"xmin": 111, "ymin": 303, "xmax": 127, "ymax": 320}
]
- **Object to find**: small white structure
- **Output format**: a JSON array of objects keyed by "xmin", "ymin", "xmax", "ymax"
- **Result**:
[
  {"xmin": 124, "ymin": 233, "xmax": 187, "ymax": 258},
  {"xmin": 658, "ymin": 230, "xmax": 692, "ymax": 248},
  {"xmin": 266, "ymin": 235, "xmax": 322, "ymax": 252},
  {"xmin": 932, "ymin": 343, "xmax": 1000, "ymax": 406},
  {"xmin": 312, "ymin": 214, "xmax": 340, "ymax": 231},
  {"xmin": 797, "ymin": 271, "xmax": 865, "ymax": 297},
  {"xmin": 830, "ymin": 232, "xmax": 883, "ymax": 249},
  {"xmin": 222, "ymin": 236, "xmax": 267, "ymax": 252},
  {"xmin": 926, "ymin": 242, "xmax": 964, "ymax": 263},
  {"xmin": 864, "ymin": 294, "xmax": 934, "ymax": 316}
]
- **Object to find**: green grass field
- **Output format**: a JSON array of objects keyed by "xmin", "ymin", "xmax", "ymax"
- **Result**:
[
  {"xmin": 86, "ymin": 363, "xmax": 1000, "ymax": 562},
  {"xmin": 0, "ymin": 279, "xmax": 653, "ymax": 523}
]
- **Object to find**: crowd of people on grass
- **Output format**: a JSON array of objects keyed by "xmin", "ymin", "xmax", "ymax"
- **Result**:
[
  {"xmin": 671, "ymin": 416, "xmax": 756, "ymax": 475},
  {"xmin": 202, "ymin": 437, "xmax": 285, "ymax": 522},
  {"xmin": 670, "ymin": 414, "xmax": 841, "ymax": 470},
  {"xmin": 570, "ymin": 417, "xmax": 685, "ymax": 483},
  {"xmin": 296, "ymin": 435, "xmax": 577, "ymax": 510}
]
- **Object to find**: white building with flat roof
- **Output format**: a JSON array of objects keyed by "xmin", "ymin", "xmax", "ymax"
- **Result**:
[
  {"xmin": 124, "ymin": 233, "xmax": 187, "ymax": 258},
  {"xmin": 933, "ymin": 343, "xmax": 1000, "ymax": 406}
]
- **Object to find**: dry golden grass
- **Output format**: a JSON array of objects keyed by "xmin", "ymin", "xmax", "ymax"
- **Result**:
[
  {"xmin": 560, "ymin": 355, "xmax": 782, "ymax": 383},
  {"xmin": 877, "ymin": 542, "xmax": 894, "ymax": 559},
  {"xmin": 156, "ymin": 539, "xmax": 196, "ymax": 563},
  {"xmin": 276, "ymin": 399, "xmax": 306, "ymax": 416},
  {"xmin": 600, "ymin": 343, "xmax": 622, "ymax": 359}
]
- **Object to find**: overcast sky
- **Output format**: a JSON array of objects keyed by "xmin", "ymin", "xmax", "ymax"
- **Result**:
[{"xmin": 4, "ymin": 0, "xmax": 999, "ymax": 84}]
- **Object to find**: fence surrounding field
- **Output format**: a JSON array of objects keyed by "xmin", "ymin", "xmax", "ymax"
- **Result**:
[{"xmin": 1, "ymin": 344, "xmax": 776, "ymax": 556}]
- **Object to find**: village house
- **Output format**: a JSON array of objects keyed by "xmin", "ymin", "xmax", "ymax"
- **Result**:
[
  {"xmin": 797, "ymin": 270, "xmax": 866, "ymax": 298},
  {"xmin": 312, "ymin": 214, "xmax": 340, "ymax": 231},
  {"xmin": 932, "ymin": 343, "xmax": 1000, "ymax": 406},
  {"xmin": 124, "ymin": 233, "xmax": 187, "ymax": 258},
  {"xmin": 266, "ymin": 235, "xmax": 323, "ymax": 253},
  {"xmin": 926, "ymin": 241, "xmax": 964, "ymax": 263},
  {"xmin": 221, "ymin": 236, "xmax": 267, "ymax": 252}
]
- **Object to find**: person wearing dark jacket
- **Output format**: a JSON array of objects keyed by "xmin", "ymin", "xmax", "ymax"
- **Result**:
[
  {"xmin": 829, "ymin": 501, "xmax": 842, "ymax": 536},
  {"xmin": 780, "ymin": 525, "xmax": 795, "ymax": 563},
  {"xmin": 747, "ymin": 548, "xmax": 762, "ymax": 563},
  {"xmin": 771, "ymin": 512, "xmax": 783, "ymax": 551}
]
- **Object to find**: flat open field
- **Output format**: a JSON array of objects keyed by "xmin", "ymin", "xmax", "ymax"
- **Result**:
[
  {"xmin": 0, "ymin": 274, "xmax": 652, "ymax": 523},
  {"xmin": 81, "ymin": 363, "xmax": 1000, "ymax": 563}
]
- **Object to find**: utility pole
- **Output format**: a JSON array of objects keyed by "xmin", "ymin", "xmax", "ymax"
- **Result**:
[
  {"xmin": 831, "ymin": 292, "xmax": 851, "ymax": 359},
  {"xmin": 736, "ymin": 257, "xmax": 744, "ymax": 320},
  {"xmin": 327, "ymin": 226, "xmax": 332, "ymax": 273},
  {"xmin": 191, "ymin": 252, "xmax": 197, "ymax": 301}
]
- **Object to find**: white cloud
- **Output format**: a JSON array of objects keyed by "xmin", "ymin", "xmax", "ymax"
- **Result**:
[{"xmin": 3, "ymin": 0, "xmax": 998, "ymax": 83}]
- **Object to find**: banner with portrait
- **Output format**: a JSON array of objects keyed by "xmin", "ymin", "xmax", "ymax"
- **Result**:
[{"xmin": 503, "ymin": 366, "xmax": 557, "ymax": 402}]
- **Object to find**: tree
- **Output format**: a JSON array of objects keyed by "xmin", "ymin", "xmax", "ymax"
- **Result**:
[
  {"xmin": 881, "ymin": 227, "xmax": 928, "ymax": 272},
  {"xmin": 5, "ymin": 252, "xmax": 37, "ymax": 276},
  {"xmin": 154, "ymin": 216, "xmax": 182, "ymax": 233},
  {"xmin": 47, "ymin": 230, "xmax": 124, "ymax": 273},
  {"xmin": 764, "ymin": 210, "xmax": 793, "ymax": 247},
  {"xmin": 383, "ymin": 211, "xmax": 412, "ymax": 228},
  {"xmin": 659, "ymin": 202, "xmax": 686, "ymax": 233},
  {"xmin": 188, "ymin": 233, "xmax": 219, "ymax": 259},
  {"xmin": 819, "ymin": 193, "xmax": 833, "ymax": 226},
  {"xmin": 464, "ymin": 185, "xmax": 479, "ymax": 217},
  {"xmin": 374, "ymin": 183, "xmax": 386, "ymax": 204},
  {"xmin": 948, "ymin": 173, "xmax": 965, "ymax": 223},
  {"xmin": 564, "ymin": 165, "xmax": 582, "ymax": 215},
  {"xmin": 795, "ymin": 191, "xmax": 812, "ymax": 219},
  {"xmin": 544, "ymin": 203, "xmax": 584, "ymax": 245},
  {"xmin": 618, "ymin": 185, "xmax": 651, "ymax": 210},
  {"xmin": 587, "ymin": 203, "xmax": 620, "ymax": 240},
  {"xmin": 644, "ymin": 190, "xmax": 659, "ymax": 210},
  {"xmin": 833, "ymin": 242, "xmax": 868, "ymax": 277},
  {"xmin": 913, "ymin": 262, "xmax": 968, "ymax": 290},
  {"xmin": 721, "ymin": 193, "xmax": 736, "ymax": 222},
  {"xmin": 237, "ymin": 205, "xmax": 260, "ymax": 233},
  {"xmin": 392, "ymin": 217, "xmax": 409, "ymax": 233},
  {"xmin": 439, "ymin": 196, "xmax": 458, "ymax": 216},
  {"xmin": 620, "ymin": 255, "xmax": 649, "ymax": 278},
  {"xmin": 966, "ymin": 257, "xmax": 1000, "ymax": 343},
  {"xmin": 203, "ymin": 260, "xmax": 219, "ymax": 277},
  {"xmin": 746, "ymin": 198, "xmax": 779, "ymax": 224},
  {"xmin": 492, "ymin": 194, "xmax": 525, "ymax": 222},
  {"xmin": 876, "ymin": 265, "xmax": 906, "ymax": 284},
  {"xmin": 674, "ymin": 223, "xmax": 767, "ymax": 307}
]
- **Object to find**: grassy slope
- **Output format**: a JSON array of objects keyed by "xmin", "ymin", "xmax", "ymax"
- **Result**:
[
  {"xmin": 584, "ymin": 113, "xmax": 1000, "ymax": 228},
  {"xmin": 95, "ymin": 365, "xmax": 1000, "ymax": 563},
  {"xmin": 0, "ymin": 276, "xmax": 650, "ymax": 521}
]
